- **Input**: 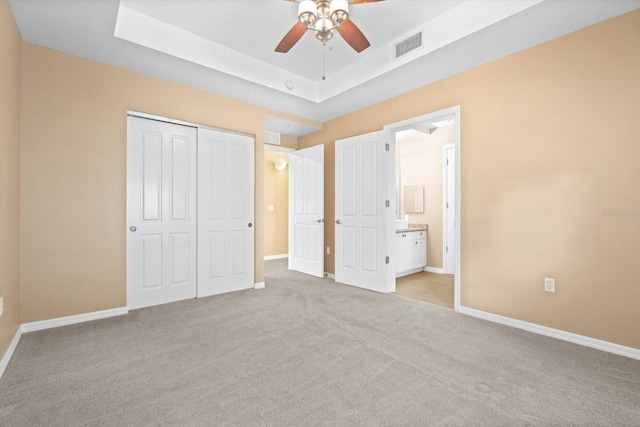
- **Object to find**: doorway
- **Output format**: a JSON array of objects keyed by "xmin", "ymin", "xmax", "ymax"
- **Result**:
[
  {"xmin": 263, "ymin": 145, "xmax": 293, "ymax": 262},
  {"xmin": 384, "ymin": 106, "xmax": 461, "ymax": 311}
]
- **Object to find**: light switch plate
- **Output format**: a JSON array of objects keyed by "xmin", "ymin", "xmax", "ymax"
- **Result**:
[
  {"xmin": 268, "ymin": 205, "xmax": 274, "ymax": 212},
  {"xmin": 0, "ymin": 297, "xmax": 3, "ymax": 317}
]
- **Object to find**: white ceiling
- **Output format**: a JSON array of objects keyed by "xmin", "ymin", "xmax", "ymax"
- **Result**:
[{"xmin": 8, "ymin": 0, "xmax": 640, "ymax": 128}]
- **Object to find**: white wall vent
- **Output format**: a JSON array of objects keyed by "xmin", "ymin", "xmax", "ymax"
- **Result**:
[
  {"xmin": 394, "ymin": 31, "xmax": 423, "ymax": 59},
  {"xmin": 264, "ymin": 131, "xmax": 281, "ymax": 145}
]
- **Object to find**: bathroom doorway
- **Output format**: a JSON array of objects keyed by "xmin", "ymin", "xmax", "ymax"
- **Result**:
[{"xmin": 385, "ymin": 107, "xmax": 460, "ymax": 310}]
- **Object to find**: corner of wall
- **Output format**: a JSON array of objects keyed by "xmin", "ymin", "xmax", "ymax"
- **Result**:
[{"xmin": 0, "ymin": 0, "xmax": 23, "ymax": 364}]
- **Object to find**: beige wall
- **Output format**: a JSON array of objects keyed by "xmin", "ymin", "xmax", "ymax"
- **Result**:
[
  {"xmin": 277, "ymin": 134, "xmax": 298, "ymax": 151},
  {"xmin": 299, "ymin": 10, "xmax": 640, "ymax": 349},
  {"xmin": 19, "ymin": 43, "xmax": 319, "ymax": 323},
  {"xmin": 0, "ymin": 0, "xmax": 22, "ymax": 357},
  {"xmin": 264, "ymin": 149, "xmax": 289, "ymax": 257},
  {"xmin": 399, "ymin": 124, "xmax": 455, "ymax": 269}
]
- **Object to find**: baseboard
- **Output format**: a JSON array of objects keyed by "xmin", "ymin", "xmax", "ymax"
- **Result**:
[
  {"xmin": 21, "ymin": 307, "xmax": 129, "ymax": 334},
  {"xmin": 324, "ymin": 272, "xmax": 335, "ymax": 279},
  {"xmin": 0, "ymin": 326, "xmax": 22, "ymax": 379},
  {"xmin": 264, "ymin": 254, "xmax": 288, "ymax": 261},
  {"xmin": 254, "ymin": 282, "xmax": 266, "ymax": 289},
  {"xmin": 459, "ymin": 306, "xmax": 640, "ymax": 361},
  {"xmin": 424, "ymin": 267, "xmax": 445, "ymax": 274}
]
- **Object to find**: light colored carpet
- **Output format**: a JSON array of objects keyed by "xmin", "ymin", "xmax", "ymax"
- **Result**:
[{"xmin": 1, "ymin": 259, "xmax": 639, "ymax": 426}]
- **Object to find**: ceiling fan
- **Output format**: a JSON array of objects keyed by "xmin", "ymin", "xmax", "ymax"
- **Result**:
[{"xmin": 275, "ymin": 0, "xmax": 383, "ymax": 54}]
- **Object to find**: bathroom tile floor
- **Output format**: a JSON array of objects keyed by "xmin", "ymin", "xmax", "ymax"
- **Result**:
[{"xmin": 395, "ymin": 272, "xmax": 454, "ymax": 309}]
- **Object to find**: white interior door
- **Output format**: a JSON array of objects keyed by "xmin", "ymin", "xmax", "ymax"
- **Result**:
[
  {"xmin": 127, "ymin": 116, "xmax": 197, "ymax": 309},
  {"xmin": 288, "ymin": 145, "xmax": 324, "ymax": 277},
  {"xmin": 335, "ymin": 131, "xmax": 392, "ymax": 293},
  {"xmin": 444, "ymin": 144, "xmax": 456, "ymax": 274},
  {"xmin": 197, "ymin": 128, "xmax": 255, "ymax": 297}
]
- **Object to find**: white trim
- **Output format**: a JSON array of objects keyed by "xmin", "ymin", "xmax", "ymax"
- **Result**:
[
  {"xmin": 264, "ymin": 254, "xmax": 288, "ymax": 261},
  {"xmin": 424, "ymin": 266, "xmax": 445, "ymax": 274},
  {"xmin": 459, "ymin": 306, "xmax": 640, "ymax": 361},
  {"xmin": 384, "ymin": 105, "xmax": 462, "ymax": 311},
  {"xmin": 254, "ymin": 282, "xmax": 266, "ymax": 290},
  {"xmin": 127, "ymin": 110, "xmax": 254, "ymax": 139},
  {"xmin": 396, "ymin": 267, "xmax": 426, "ymax": 278},
  {"xmin": 324, "ymin": 272, "xmax": 335, "ymax": 279},
  {"xmin": 21, "ymin": 307, "xmax": 129, "ymax": 334},
  {"xmin": 442, "ymin": 143, "xmax": 456, "ymax": 275},
  {"xmin": 0, "ymin": 326, "xmax": 22, "ymax": 379}
]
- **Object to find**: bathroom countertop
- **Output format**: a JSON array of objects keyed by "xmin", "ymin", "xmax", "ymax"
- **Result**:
[{"xmin": 396, "ymin": 224, "xmax": 428, "ymax": 233}]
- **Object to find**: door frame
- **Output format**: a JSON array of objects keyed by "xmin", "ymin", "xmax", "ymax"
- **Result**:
[
  {"xmin": 443, "ymin": 143, "xmax": 456, "ymax": 275},
  {"xmin": 383, "ymin": 105, "xmax": 462, "ymax": 312}
]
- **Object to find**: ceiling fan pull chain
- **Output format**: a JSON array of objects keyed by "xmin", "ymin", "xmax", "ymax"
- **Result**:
[{"xmin": 322, "ymin": 44, "xmax": 326, "ymax": 81}]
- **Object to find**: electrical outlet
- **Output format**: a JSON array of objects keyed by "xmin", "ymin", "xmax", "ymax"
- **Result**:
[
  {"xmin": 0, "ymin": 297, "xmax": 3, "ymax": 317},
  {"xmin": 544, "ymin": 277, "xmax": 556, "ymax": 293},
  {"xmin": 326, "ymin": 246, "xmax": 331, "ymax": 255}
]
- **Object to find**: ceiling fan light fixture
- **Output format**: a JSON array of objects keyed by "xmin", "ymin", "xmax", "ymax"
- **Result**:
[
  {"xmin": 315, "ymin": 28, "xmax": 334, "ymax": 44},
  {"xmin": 277, "ymin": 0, "xmax": 374, "ymax": 54},
  {"xmin": 298, "ymin": 0, "xmax": 317, "ymax": 27},
  {"xmin": 330, "ymin": 0, "xmax": 349, "ymax": 26}
]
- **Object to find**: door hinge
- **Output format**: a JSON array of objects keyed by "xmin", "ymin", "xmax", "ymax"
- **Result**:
[
  {"xmin": 447, "ymin": 159, "xmax": 449, "ymax": 165},
  {"xmin": 385, "ymin": 200, "xmax": 390, "ymax": 208},
  {"xmin": 446, "ymin": 202, "xmax": 449, "ymax": 208},
  {"xmin": 446, "ymin": 246, "xmax": 449, "ymax": 252},
  {"xmin": 385, "ymin": 256, "xmax": 390, "ymax": 264},
  {"xmin": 385, "ymin": 143, "xmax": 390, "ymax": 151}
]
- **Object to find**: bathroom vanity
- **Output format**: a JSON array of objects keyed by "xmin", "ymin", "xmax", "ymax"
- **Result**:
[{"xmin": 394, "ymin": 226, "xmax": 427, "ymax": 277}]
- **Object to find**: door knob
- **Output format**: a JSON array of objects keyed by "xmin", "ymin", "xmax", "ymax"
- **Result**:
[
  {"xmin": 129, "ymin": 226, "xmax": 137, "ymax": 232},
  {"xmin": 248, "ymin": 223, "xmax": 253, "ymax": 228},
  {"xmin": 336, "ymin": 219, "xmax": 341, "ymax": 224},
  {"xmin": 317, "ymin": 219, "xmax": 324, "ymax": 223}
]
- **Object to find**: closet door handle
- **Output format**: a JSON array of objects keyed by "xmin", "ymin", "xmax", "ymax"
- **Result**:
[
  {"xmin": 248, "ymin": 223, "xmax": 253, "ymax": 228},
  {"xmin": 336, "ymin": 219, "xmax": 341, "ymax": 225}
]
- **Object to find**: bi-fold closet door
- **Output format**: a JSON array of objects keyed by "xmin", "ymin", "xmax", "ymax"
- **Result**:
[{"xmin": 126, "ymin": 116, "xmax": 254, "ymax": 310}]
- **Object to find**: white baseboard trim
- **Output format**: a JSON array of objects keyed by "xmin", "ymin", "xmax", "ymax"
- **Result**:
[
  {"xmin": 424, "ymin": 267, "xmax": 445, "ymax": 274},
  {"xmin": 324, "ymin": 272, "xmax": 335, "ymax": 279},
  {"xmin": 21, "ymin": 307, "xmax": 129, "ymax": 334},
  {"xmin": 254, "ymin": 282, "xmax": 266, "ymax": 289},
  {"xmin": 459, "ymin": 306, "xmax": 640, "ymax": 361},
  {"xmin": 0, "ymin": 326, "xmax": 22, "ymax": 379},
  {"xmin": 264, "ymin": 254, "xmax": 288, "ymax": 261}
]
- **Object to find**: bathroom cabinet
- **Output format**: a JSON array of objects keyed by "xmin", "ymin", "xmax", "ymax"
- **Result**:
[{"xmin": 394, "ymin": 230, "xmax": 427, "ymax": 277}]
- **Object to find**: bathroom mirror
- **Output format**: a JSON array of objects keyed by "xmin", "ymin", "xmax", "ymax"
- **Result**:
[{"xmin": 403, "ymin": 185, "xmax": 424, "ymax": 213}]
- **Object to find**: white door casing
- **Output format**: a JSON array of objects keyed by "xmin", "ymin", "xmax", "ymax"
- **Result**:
[
  {"xmin": 126, "ymin": 116, "xmax": 197, "ymax": 309},
  {"xmin": 197, "ymin": 128, "xmax": 255, "ymax": 297},
  {"xmin": 289, "ymin": 145, "xmax": 325, "ymax": 277},
  {"xmin": 443, "ymin": 144, "xmax": 456, "ymax": 275},
  {"xmin": 335, "ymin": 130, "xmax": 392, "ymax": 293}
]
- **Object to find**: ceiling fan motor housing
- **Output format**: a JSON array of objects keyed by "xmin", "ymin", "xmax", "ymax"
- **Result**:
[{"xmin": 299, "ymin": 1, "xmax": 349, "ymax": 31}]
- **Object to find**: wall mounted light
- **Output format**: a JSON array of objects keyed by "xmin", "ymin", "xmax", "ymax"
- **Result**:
[{"xmin": 273, "ymin": 160, "xmax": 288, "ymax": 171}]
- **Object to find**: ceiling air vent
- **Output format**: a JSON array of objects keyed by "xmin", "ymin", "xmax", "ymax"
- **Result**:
[
  {"xmin": 264, "ymin": 131, "xmax": 281, "ymax": 146},
  {"xmin": 395, "ymin": 31, "xmax": 423, "ymax": 60}
]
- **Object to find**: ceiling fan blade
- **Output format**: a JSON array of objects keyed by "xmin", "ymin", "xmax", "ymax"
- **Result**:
[
  {"xmin": 275, "ymin": 22, "xmax": 307, "ymax": 53},
  {"xmin": 337, "ymin": 20, "xmax": 371, "ymax": 53}
]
